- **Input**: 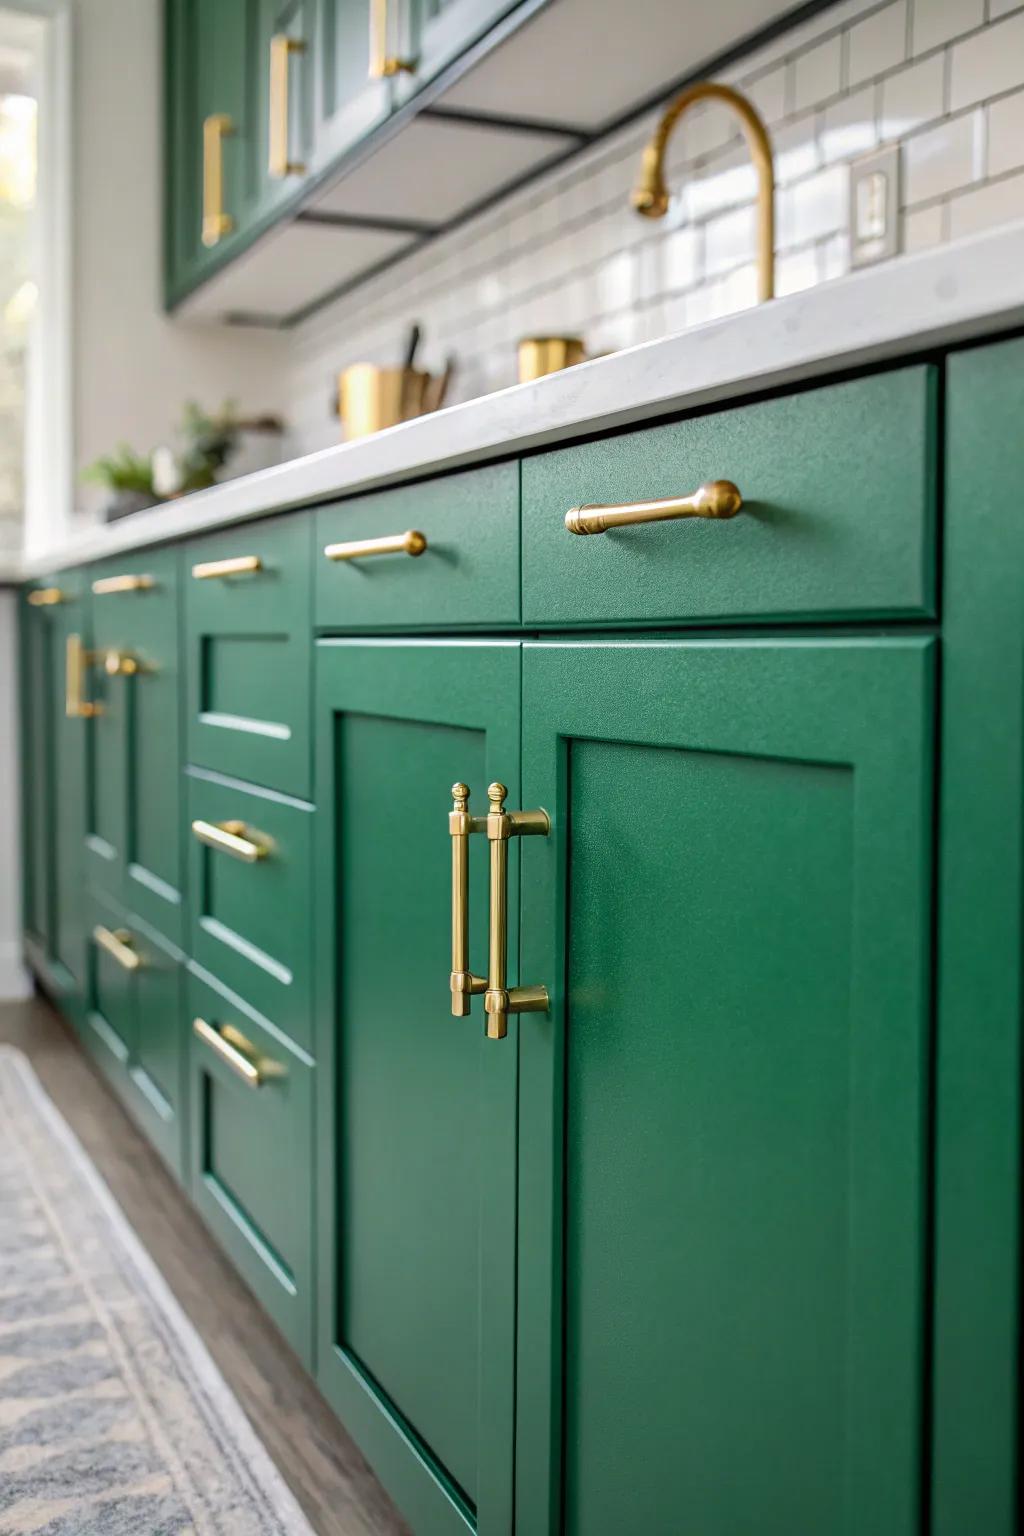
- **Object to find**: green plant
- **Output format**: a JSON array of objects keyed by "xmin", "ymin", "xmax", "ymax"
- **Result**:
[
  {"xmin": 81, "ymin": 443, "xmax": 156, "ymax": 497},
  {"xmin": 176, "ymin": 398, "xmax": 239, "ymax": 493}
]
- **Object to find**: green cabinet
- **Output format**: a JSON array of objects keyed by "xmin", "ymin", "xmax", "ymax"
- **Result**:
[
  {"xmin": 931, "ymin": 336, "xmax": 1024, "ymax": 1536},
  {"xmin": 20, "ymin": 572, "xmax": 91, "ymax": 1011},
  {"xmin": 314, "ymin": 637, "xmax": 521, "ymax": 1534},
  {"xmin": 516, "ymin": 636, "xmax": 935, "ymax": 1534},
  {"xmin": 87, "ymin": 549, "xmax": 184, "ymax": 947},
  {"xmin": 314, "ymin": 0, "xmax": 392, "ymax": 165}
]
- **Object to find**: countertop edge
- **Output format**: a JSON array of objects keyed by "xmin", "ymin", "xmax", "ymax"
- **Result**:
[{"xmin": 18, "ymin": 218, "xmax": 1024, "ymax": 581}]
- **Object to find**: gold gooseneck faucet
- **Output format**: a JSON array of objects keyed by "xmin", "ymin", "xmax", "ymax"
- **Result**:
[{"xmin": 632, "ymin": 81, "xmax": 775, "ymax": 303}]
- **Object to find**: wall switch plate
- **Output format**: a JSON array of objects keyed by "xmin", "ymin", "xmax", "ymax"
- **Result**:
[{"xmin": 849, "ymin": 145, "xmax": 900, "ymax": 268}]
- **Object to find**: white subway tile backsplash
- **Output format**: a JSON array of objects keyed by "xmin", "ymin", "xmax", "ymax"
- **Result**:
[
  {"xmin": 847, "ymin": 1, "xmax": 907, "ymax": 87},
  {"xmin": 911, "ymin": 0, "xmax": 984, "ymax": 54},
  {"xmin": 903, "ymin": 110, "xmax": 982, "ymax": 202},
  {"xmin": 949, "ymin": 9, "xmax": 1024, "ymax": 109},
  {"xmin": 792, "ymin": 36, "xmax": 843, "ymax": 113},
  {"xmin": 948, "ymin": 168, "xmax": 1024, "ymax": 235},
  {"xmin": 286, "ymin": 0, "xmax": 1024, "ymax": 446},
  {"xmin": 987, "ymin": 88, "xmax": 1024, "ymax": 177},
  {"xmin": 879, "ymin": 54, "xmax": 945, "ymax": 141}
]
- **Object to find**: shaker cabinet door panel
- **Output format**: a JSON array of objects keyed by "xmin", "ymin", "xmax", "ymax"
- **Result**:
[
  {"xmin": 517, "ymin": 636, "xmax": 935, "ymax": 1536},
  {"xmin": 314, "ymin": 637, "xmax": 521, "ymax": 1536}
]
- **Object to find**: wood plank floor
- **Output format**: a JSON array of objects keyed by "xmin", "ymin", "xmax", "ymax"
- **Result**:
[{"xmin": 0, "ymin": 993, "xmax": 409, "ymax": 1536}]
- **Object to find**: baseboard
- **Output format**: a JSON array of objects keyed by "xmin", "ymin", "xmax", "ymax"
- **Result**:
[{"xmin": 0, "ymin": 941, "xmax": 32, "ymax": 1001}]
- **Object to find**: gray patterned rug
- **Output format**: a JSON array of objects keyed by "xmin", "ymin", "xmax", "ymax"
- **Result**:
[{"xmin": 0, "ymin": 1046, "xmax": 315, "ymax": 1535}]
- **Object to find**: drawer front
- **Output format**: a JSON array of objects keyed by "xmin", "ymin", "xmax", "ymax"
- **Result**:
[
  {"xmin": 522, "ymin": 367, "xmax": 937, "ymax": 626},
  {"xmin": 186, "ymin": 770, "xmax": 313, "ymax": 1050},
  {"xmin": 189, "ymin": 968, "xmax": 314, "ymax": 1363},
  {"xmin": 185, "ymin": 514, "xmax": 312, "ymax": 797},
  {"xmin": 315, "ymin": 462, "xmax": 519, "ymax": 631}
]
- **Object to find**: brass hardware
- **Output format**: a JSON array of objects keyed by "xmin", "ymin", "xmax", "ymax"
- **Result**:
[
  {"xmin": 193, "ymin": 1016, "xmax": 282, "ymax": 1088},
  {"xmin": 565, "ymin": 479, "xmax": 743, "ymax": 536},
  {"xmin": 191, "ymin": 554, "xmax": 262, "ymax": 580},
  {"xmin": 369, "ymin": 0, "xmax": 416, "ymax": 78},
  {"xmin": 338, "ymin": 364, "xmax": 439, "ymax": 438},
  {"xmin": 448, "ymin": 781, "xmax": 549, "ymax": 1040},
  {"xmin": 27, "ymin": 587, "xmax": 63, "ymax": 606},
  {"xmin": 191, "ymin": 818, "xmax": 269, "ymax": 863},
  {"xmin": 93, "ymin": 924, "xmax": 141, "ymax": 972},
  {"xmin": 269, "ymin": 35, "xmax": 306, "ymax": 178},
  {"xmin": 449, "ymin": 783, "xmax": 487, "ymax": 1017},
  {"xmin": 632, "ymin": 82, "xmax": 775, "ymax": 303},
  {"xmin": 65, "ymin": 634, "xmax": 101, "ymax": 718},
  {"xmin": 323, "ymin": 530, "xmax": 427, "ymax": 562},
  {"xmin": 202, "ymin": 113, "xmax": 234, "ymax": 247},
  {"xmin": 97, "ymin": 649, "xmax": 140, "ymax": 676},
  {"xmin": 91, "ymin": 573, "xmax": 154, "ymax": 596},
  {"xmin": 518, "ymin": 336, "xmax": 586, "ymax": 383}
]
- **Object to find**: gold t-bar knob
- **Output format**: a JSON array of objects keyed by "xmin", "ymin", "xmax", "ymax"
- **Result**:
[
  {"xmin": 449, "ymin": 782, "xmax": 487, "ymax": 1017},
  {"xmin": 565, "ymin": 479, "xmax": 742, "ymax": 535}
]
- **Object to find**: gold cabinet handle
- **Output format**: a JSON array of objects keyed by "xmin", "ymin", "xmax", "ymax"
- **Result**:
[
  {"xmin": 369, "ymin": 0, "xmax": 416, "ymax": 77},
  {"xmin": 191, "ymin": 818, "xmax": 269, "ymax": 863},
  {"xmin": 93, "ymin": 925, "xmax": 142, "ymax": 972},
  {"xmin": 202, "ymin": 113, "xmax": 234, "ymax": 248},
  {"xmin": 66, "ymin": 634, "xmax": 101, "ymax": 718},
  {"xmin": 447, "ymin": 781, "xmax": 549, "ymax": 1040},
  {"xmin": 91, "ymin": 573, "xmax": 155, "ymax": 596},
  {"xmin": 269, "ymin": 35, "xmax": 306, "ymax": 177},
  {"xmin": 193, "ymin": 1016, "xmax": 282, "ymax": 1088},
  {"xmin": 324, "ymin": 530, "xmax": 427, "ymax": 561},
  {"xmin": 565, "ymin": 479, "xmax": 743, "ymax": 536},
  {"xmin": 27, "ymin": 586, "xmax": 64, "ymax": 606},
  {"xmin": 191, "ymin": 554, "xmax": 263, "ymax": 580}
]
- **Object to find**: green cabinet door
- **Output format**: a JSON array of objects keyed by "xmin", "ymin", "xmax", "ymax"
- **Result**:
[
  {"xmin": 314, "ymin": 0, "xmax": 392, "ymax": 167},
  {"xmin": 87, "ymin": 549, "xmax": 184, "ymax": 946},
  {"xmin": 314, "ymin": 637, "xmax": 521, "ymax": 1536},
  {"xmin": 516, "ymin": 636, "xmax": 935, "ymax": 1535},
  {"xmin": 931, "ymin": 336, "xmax": 1024, "ymax": 1536},
  {"xmin": 256, "ymin": 0, "xmax": 314, "ymax": 220}
]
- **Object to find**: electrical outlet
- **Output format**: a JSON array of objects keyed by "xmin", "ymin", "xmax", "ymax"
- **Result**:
[{"xmin": 849, "ymin": 145, "xmax": 900, "ymax": 268}]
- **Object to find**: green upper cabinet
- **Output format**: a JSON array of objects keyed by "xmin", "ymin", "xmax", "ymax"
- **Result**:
[
  {"xmin": 932, "ymin": 336, "xmax": 1024, "ymax": 1536},
  {"xmin": 516, "ymin": 635, "xmax": 935, "ymax": 1535},
  {"xmin": 314, "ymin": 637, "xmax": 521, "ymax": 1536},
  {"xmin": 86, "ymin": 548, "xmax": 184, "ymax": 948},
  {"xmin": 257, "ymin": 0, "xmax": 316, "ymax": 218},
  {"xmin": 314, "ymin": 0, "xmax": 392, "ymax": 166}
]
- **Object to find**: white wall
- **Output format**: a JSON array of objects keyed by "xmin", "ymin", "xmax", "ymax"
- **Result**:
[{"xmin": 71, "ymin": 0, "xmax": 288, "ymax": 517}]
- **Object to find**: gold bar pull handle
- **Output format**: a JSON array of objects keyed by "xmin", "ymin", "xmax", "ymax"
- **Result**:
[
  {"xmin": 369, "ymin": 0, "xmax": 416, "ymax": 77},
  {"xmin": 93, "ymin": 925, "xmax": 142, "ymax": 972},
  {"xmin": 66, "ymin": 634, "xmax": 101, "ymax": 718},
  {"xmin": 324, "ymin": 530, "xmax": 427, "ymax": 562},
  {"xmin": 91, "ymin": 574, "xmax": 154, "ymax": 596},
  {"xmin": 269, "ymin": 35, "xmax": 306, "ymax": 178},
  {"xmin": 192, "ymin": 818, "xmax": 269, "ymax": 863},
  {"xmin": 449, "ymin": 783, "xmax": 487, "ymax": 1017},
  {"xmin": 194, "ymin": 1017, "xmax": 283, "ymax": 1088},
  {"xmin": 191, "ymin": 554, "xmax": 262, "ymax": 580},
  {"xmin": 484, "ymin": 782, "xmax": 550, "ymax": 1041},
  {"xmin": 202, "ymin": 113, "xmax": 234, "ymax": 248},
  {"xmin": 27, "ymin": 586, "xmax": 64, "ymax": 606},
  {"xmin": 565, "ymin": 479, "xmax": 743, "ymax": 536}
]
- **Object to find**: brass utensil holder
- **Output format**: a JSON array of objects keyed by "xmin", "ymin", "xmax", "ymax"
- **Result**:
[
  {"xmin": 338, "ymin": 364, "xmax": 434, "ymax": 439},
  {"xmin": 518, "ymin": 336, "xmax": 586, "ymax": 384}
]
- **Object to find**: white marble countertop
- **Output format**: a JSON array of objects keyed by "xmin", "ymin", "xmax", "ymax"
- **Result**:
[{"xmin": 15, "ymin": 218, "xmax": 1024, "ymax": 581}]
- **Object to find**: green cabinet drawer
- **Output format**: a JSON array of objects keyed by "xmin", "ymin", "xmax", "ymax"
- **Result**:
[
  {"xmin": 185, "ymin": 514, "xmax": 312, "ymax": 798},
  {"xmin": 314, "ymin": 462, "xmax": 519, "ymax": 631},
  {"xmin": 87, "ymin": 547, "xmax": 184, "ymax": 946},
  {"xmin": 189, "ymin": 967, "xmax": 314, "ymax": 1363},
  {"xmin": 186, "ymin": 769, "xmax": 313, "ymax": 1050},
  {"xmin": 522, "ymin": 367, "xmax": 938, "ymax": 626}
]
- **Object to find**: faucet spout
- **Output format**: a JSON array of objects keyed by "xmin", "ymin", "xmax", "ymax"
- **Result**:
[{"xmin": 631, "ymin": 81, "xmax": 775, "ymax": 303}]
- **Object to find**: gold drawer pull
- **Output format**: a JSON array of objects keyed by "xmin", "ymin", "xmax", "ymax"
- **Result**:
[
  {"xmin": 191, "ymin": 818, "xmax": 269, "ymax": 863},
  {"xmin": 191, "ymin": 554, "xmax": 263, "ymax": 580},
  {"xmin": 27, "ymin": 587, "xmax": 64, "ymax": 606},
  {"xmin": 324, "ymin": 530, "xmax": 427, "ymax": 561},
  {"xmin": 66, "ymin": 634, "xmax": 101, "ymax": 718},
  {"xmin": 92, "ymin": 573, "xmax": 154, "ymax": 596},
  {"xmin": 193, "ymin": 1016, "xmax": 281, "ymax": 1088},
  {"xmin": 369, "ymin": 0, "xmax": 416, "ymax": 77},
  {"xmin": 269, "ymin": 35, "xmax": 306, "ymax": 177},
  {"xmin": 202, "ymin": 113, "xmax": 234, "ymax": 247},
  {"xmin": 93, "ymin": 924, "xmax": 141, "ymax": 972},
  {"xmin": 448, "ymin": 781, "xmax": 549, "ymax": 1040},
  {"xmin": 565, "ymin": 479, "xmax": 743, "ymax": 536}
]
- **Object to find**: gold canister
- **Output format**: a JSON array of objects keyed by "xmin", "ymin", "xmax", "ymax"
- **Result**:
[
  {"xmin": 517, "ymin": 336, "xmax": 586, "ymax": 384},
  {"xmin": 338, "ymin": 364, "xmax": 433, "ymax": 439}
]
